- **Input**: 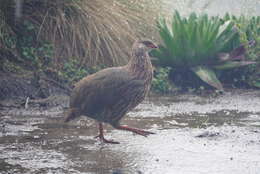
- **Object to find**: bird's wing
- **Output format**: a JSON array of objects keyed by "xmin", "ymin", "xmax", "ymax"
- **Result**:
[{"xmin": 70, "ymin": 67, "xmax": 145, "ymax": 116}]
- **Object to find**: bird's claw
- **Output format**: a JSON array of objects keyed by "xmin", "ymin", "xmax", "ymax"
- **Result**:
[
  {"xmin": 94, "ymin": 134, "xmax": 120, "ymax": 144},
  {"xmin": 116, "ymin": 125, "xmax": 155, "ymax": 137},
  {"xmin": 133, "ymin": 129, "xmax": 155, "ymax": 137}
]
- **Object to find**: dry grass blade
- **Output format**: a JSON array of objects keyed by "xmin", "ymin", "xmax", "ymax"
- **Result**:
[
  {"xmin": 1, "ymin": 0, "xmax": 164, "ymax": 69},
  {"xmin": 29, "ymin": 0, "xmax": 162, "ymax": 67}
]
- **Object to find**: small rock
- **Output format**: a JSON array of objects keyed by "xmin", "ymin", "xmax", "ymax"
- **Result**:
[
  {"xmin": 196, "ymin": 131, "xmax": 220, "ymax": 138},
  {"xmin": 137, "ymin": 170, "xmax": 143, "ymax": 174},
  {"xmin": 33, "ymin": 135, "xmax": 40, "ymax": 139},
  {"xmin": 112, "ymin": 169, "xmax": 123, "ymax": 174}
]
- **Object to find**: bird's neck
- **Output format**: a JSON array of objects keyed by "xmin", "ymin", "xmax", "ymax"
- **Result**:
[{"xmin": 126, "ymin": 48, "xmax": 153, "ymax": 81}]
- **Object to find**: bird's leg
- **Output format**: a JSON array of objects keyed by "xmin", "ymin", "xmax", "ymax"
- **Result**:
[
  {"xmin": 94, "ymin": 123, "xmax": 119, "ymax": 144},
  {"xmin": 115, "ymin": 125, "xmax": 155, "ymax": 137}
]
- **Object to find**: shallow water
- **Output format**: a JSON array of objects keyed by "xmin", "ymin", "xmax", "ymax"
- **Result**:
[{"xmin": 0, "ymin": 89, "xmax": 260, "ymax": 174}]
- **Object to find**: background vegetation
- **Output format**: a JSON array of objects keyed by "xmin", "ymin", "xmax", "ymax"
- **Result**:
[
  {"xmin": 151, "ymin": 11, "xmax": 258, "ymax": 92},
  {"xmin": 0, "ymin": 0, "xmax": 259, "ymax": 94},
  {"xmin": 0, "ymin": 0, "xmax": 161, "ymax": 72}
]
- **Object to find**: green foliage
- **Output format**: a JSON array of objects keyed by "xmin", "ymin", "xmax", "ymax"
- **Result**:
[
  {"xmin": 246, "ymin": 18, "xmax": 260, "ymax": 88},
  {"xmin": 221, "ymin": 14, "xmax": 260, "ymax": 88},
  {"xmin": 0, "ymin": 10, "xmax": 16, "ymax": 50},
  {"xmin": 240, "ymin": 16, "xmax": 260, "ymax": 88},
  {"xmin": 223, "ymin": 14, "xmax": 260, "ymax": 42},
  {"xmin": 16, "ymin": 20, "xmax": 54, "ymax": 69},
  {"xmin": 19, "ymin": 42, "xmax": 53, "ymax": 68},
  {"xmin": 0, "ymin": 0, "xmax": 162, "ymax": 69},
  {"xmin": 152, "ymin": 11, "xmax": 239, "ymax": 67},
  {"xmin": 0, "ymin": 14, "xmax": 54, "ymax": 72},
  {"xmin": 152, "ymin": 67, "xmax": 174, "ymax": 93},
  {"xmin": 60, "ymin": 59, "xmax": 89, "ymax": 84},
  {"xmin": 152, "ymin": 11, "xmax": 255, "ymax": 90},
  {"xmin": 59, "ymin": 59, "xmax": 105, "ymax": 85},
  {"xmin": 192, "ymin": 66, "xmax": 223, "ymax": 90}
]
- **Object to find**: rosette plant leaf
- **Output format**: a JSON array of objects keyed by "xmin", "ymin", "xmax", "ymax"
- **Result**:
[
  {"xmin": 222, "ymin": 14, "xmax": 260, "ymax": 88},
  {"xmin": 151, "ymin": 11, "xmax": 255, "ymax": 90}
]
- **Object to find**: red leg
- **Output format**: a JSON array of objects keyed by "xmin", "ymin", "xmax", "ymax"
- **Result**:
[
  {"xmin": 116, "ymin": 125, "xmax": 155, "ymax": 137},
  {"xmin": 94, "ymin": 123, "xmax": 119, "ymax": 144}
]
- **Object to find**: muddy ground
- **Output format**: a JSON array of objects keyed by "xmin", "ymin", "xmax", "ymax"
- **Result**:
[{"xmin": 0, "ymin": 89, "xmax": 260, "ymax": 174}]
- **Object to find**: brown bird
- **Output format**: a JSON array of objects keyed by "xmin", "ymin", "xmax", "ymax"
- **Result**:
[{"xmin": 65, "ymin": 39, "xmax": 158, "ymax": 144}]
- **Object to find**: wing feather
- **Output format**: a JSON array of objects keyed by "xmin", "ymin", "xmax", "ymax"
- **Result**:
[{"xmin": 70, "ymin": 67, "xmax": 144, "ymax": 117}]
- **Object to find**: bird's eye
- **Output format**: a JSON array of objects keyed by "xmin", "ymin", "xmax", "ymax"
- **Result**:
[
  {"xmin": 141, "ymin": 40, "xmax": 157, "ymax": 48},
  {"xmin": 147, "ymin": 43, "xmax": 157, "ymax": 48}
]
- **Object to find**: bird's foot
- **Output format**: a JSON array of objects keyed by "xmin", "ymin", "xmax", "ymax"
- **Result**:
[
  {"xmin": 94, "ymin": 134, "xmax": 120, "ymax": 144},
  {"xmin": 116, "ymin": 125, "xmax": 155, "ymax": 137},
  {"xmin": 94, "ymin": 122, "xmax": 120, "ymax": 144}
]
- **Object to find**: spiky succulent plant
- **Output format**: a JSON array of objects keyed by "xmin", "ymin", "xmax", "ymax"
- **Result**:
[{"xmin": 152, "ymin": 11, "xmax": 255, "ymax": 90}]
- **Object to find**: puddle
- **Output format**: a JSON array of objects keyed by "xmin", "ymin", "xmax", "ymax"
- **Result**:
[{"xmin": 0, "ymin": 89, "xmax": 260, "ymax": 173}]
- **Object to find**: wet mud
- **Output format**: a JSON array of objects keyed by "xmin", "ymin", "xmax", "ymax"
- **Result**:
[{"xmin": 0, "ymin": 89, "xmax": 260, "ymax": 174}]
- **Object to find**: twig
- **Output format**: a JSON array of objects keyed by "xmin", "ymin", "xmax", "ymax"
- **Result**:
[{"xmin": 25, "ymin": 97, "xmax": 30, "ymax": 109}]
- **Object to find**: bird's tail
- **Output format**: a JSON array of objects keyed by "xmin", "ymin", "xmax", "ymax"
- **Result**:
[{"xmin": 64, "ymin": 108, "xmax": 80, "ymax": 122}]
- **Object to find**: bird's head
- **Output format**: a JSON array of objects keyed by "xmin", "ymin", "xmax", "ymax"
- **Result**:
[{"xmin": 133, "ymin": 39, "xmax": 158, "ymax": 53}]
